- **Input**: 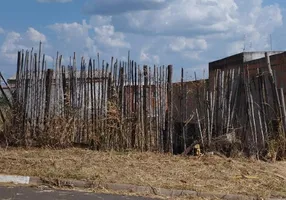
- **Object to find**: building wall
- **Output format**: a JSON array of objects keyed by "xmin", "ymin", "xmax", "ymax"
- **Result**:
[
  {"xmin": 208, "ymin": 53, "xmax": 244, "ymax": 90},
  {"xmin": 172, "ymin": 80, "xmax": 207, "ymax": 123},
  {"xmin": 244, "ymin": 52, "xmax": 286, "ymax": 88},
  {"xmin": 123, "ymin": 85, "xmax": 168, "ymax": 118},
  {"xmin": 208, "ymin": 51, "xmax": 286, "ymax": 91},
  {"xmin": 243, "ymin": 51, "xmax": 283, "ymax": 62},
  {"xmin": 121, "ymin": 80, "xmax": 207, "ymax": 123},
  {"xmin": 207, "ymin": 51, "xmax": 286, "ymax": 146}
]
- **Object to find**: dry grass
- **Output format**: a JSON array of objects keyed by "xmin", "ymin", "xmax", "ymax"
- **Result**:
[{"xmin": 0, "ymin": 148, "xmax": 285, "ymax": 198}]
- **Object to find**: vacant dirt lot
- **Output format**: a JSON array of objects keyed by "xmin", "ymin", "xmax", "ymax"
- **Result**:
[{"xmin": 0, "ymin": 148, "xmax": 285, "ymax": 198}]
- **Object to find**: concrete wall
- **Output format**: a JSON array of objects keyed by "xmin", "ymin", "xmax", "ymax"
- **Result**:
[{"xmin": 243, "ymin": 51, "xmax": 283, "ymax": 62}]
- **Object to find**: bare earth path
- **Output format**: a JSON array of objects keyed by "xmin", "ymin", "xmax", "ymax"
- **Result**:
[{"xmin": 0, "ymin": 148, "xmax": 285, "ymax": 198}]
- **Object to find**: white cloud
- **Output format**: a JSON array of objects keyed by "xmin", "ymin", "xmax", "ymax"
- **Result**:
[
  {"xmin": 111, "ymin": 0, "xmax": 282, "ymax": 65},
  {"xmin": 227, "ymin": 0, "xmax": 283, "ymax": 53},
  {"xmin": 226, "ymin": 40, "xmax": 245, "ymax": 55},
  {"xmin": 0, "ymin": 28, "xmax": 48, "ymax": 64},
  {"xmin": 119, "ymin": 0, "xmax": 238, "ymax": 36},
  {"xmin": 26, "ymin": 27, "xmax": 47, "ymax": 43},
  {"xmin": 182, "ymin": 51, "xmax": 204, "ymax": 61},
  {"xmin": 48, "ymin": 20, "xmax": 130, "ymax": 62},
  {"xmin": 169, "ymin": 37, "xmax": 208, "ymax": 52},
  {"xmin": 31, "ymin": 0, "xmax": 284, "ymax": 70},
  {"xmin": 48, "ymin": 20, "xmax": 98, "ymax": 60},
  {"xmin": 1, "ymin": 0, "xmax": 283, "ymax": 80},
  {"xmin": 1, "ymin": 32, "xmax": 26, "ymax": 63},
  {"xmin": 49, "ymin": 20, "xmax": 91, "ymax": 43},
  {"xmin": 94, "ymin": 25, "xmax": 130, "ymax": 48},
  {"xmin": 89, "ymin": 15, "xmax": 112, "ymax": 27},
  {"xmin": 140, "ymin": 47, "xmax": 160, "ymax": 64},
  {"xmin": 37, "ymin": 0, "xmax": 72, "ymax": 3},
  {"xmin": 45, "ymin": 55, "xmax": 54, "ymax": 63},
  {"xmin": 107, "ymin": 0, "xmax": 282, "ymax": 54},
  {"xmin": 0, "ymin": 27, "xmax": 4, "ymax": 34}
]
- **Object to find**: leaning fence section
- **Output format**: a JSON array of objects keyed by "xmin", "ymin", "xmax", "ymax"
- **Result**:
[{"xmin": 174, "ymin": 52, "xmax": 286, "ymax": 158}]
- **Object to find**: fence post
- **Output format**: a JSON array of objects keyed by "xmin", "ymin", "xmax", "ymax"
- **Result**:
[
  {"xmin": 45, "ymin": 69, "xmax": 53, "ymax": 119},
  {"xmin": 143, "ymin": 65, "xmax": 148, "ymax": 151},
  {"xmin": 167, "ymin": 65, "xmax": 173, "ymax": 154},
  {"xmin": 279, "ymin": 88, "xmax": 286, "ymax": 135},
  {"xmin": 265, "ymin": 53, "xmax": 282, "ymax": 117},
  {"xmin": 181, "ymin": 68, "xmax": 186, "ymax": 151},
  {"xmin": 265, "ymin": 53, "xmax": 283, "ymax": 138}
]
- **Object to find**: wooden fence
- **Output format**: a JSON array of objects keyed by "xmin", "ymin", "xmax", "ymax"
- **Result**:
[
  {"xmin": 0, "ymin": 46, "xmax": 285, "ymax": 158},
  {"xmin": 176, "ymin": 52, "xmax": 286, "ymax": 158},
  {"xmin": 1, "ymin": 46, "xmax": 175, "ymax": 153}
]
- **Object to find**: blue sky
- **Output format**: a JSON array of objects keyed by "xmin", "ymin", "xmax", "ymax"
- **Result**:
[{"xmin": 0, "ymin": 0, "xmax": 285, "ymax": 80}]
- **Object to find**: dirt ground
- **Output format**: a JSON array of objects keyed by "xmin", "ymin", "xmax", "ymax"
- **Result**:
[{"xmin": 0, "ymin": 148, "xmax": 285, "ymax": 198}]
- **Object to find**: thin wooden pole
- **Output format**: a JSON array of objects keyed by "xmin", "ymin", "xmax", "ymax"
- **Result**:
[
  {"xmin": 143, "ymin": 65, "xmax": 148, "ymax": 151},
  {"xmin": 196, "ymin": 108, "xmax": 204, "ymax": 148},
  {"xmin": 279, "ymin": 88, "xmax": 286, "ymax": 135},
  {"xmin": 180, "ymin": 68, "xmax": 186, "ymax": 151},
  {"xmin": 148, "ymin": 66, "xmax": 152, "ymax": 149},
  {"xmin": 167, "ymin": 65, "xmax": 173, "ymax": 154}
]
